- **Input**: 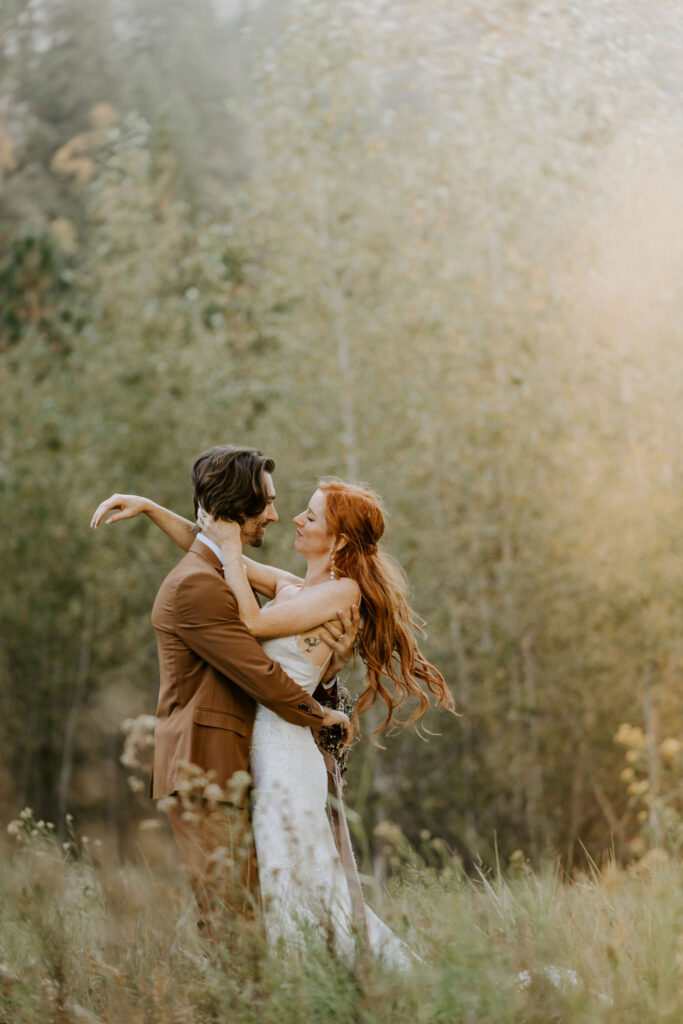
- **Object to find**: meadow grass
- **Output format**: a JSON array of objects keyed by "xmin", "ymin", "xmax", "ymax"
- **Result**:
[{"xmin": 1, "ymin": 816, "xmax": 682, "ymax": 1023}]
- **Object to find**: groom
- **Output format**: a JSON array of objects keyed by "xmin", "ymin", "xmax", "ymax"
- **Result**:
[{"xmin": 145, "ymin": 445, "xmax": 355, "ymax": 934}]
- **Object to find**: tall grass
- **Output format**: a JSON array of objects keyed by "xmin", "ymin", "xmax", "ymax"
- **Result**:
[{"xmin": 1, "ymin": 811, "xmax": 682, "ymax": 1023}]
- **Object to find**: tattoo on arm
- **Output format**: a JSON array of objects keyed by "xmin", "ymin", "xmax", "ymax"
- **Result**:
[{"xmin": 302, "ymin": 636, "xmax": 323, "ymax": 656}]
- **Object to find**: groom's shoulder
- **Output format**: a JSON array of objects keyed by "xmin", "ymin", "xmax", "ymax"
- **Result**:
[
  {"xmin": 156, "ymin": 549, "xmax": 237, "ymax": 608},
  {"xmin": 161, "ymin": 548, "xmax": 221, "ymax": 587}
]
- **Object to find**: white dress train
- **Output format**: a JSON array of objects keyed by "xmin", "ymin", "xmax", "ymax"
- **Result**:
[{"xmin": 251, "ymin": 635, "xmax": 415, "ymax": 965}]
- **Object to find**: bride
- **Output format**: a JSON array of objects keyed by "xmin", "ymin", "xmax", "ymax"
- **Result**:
[{"xmin": 94, "ymin": 478, "xmax": 454, "ymax": 961}]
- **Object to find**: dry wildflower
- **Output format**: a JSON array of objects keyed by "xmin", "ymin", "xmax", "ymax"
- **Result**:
[
  {"xmin": 203, "ymin": 782, "xmax": 226, "ymax": 805},
  {"xmin": 620, "ymin": 767, "xmax": 635, "ymax": 782},
  {"xmin": 629, "ymin": 836, "xmax": 648, "ymax": 857},
  {"xmin": 7, "ymin": 808, "xmax": 68, "ymax": 853},
  {"xmin": 627, "ymin": 779, "xmax": 649, "ymax": 796},
  {"xmin": 120, "ymin": 714, "xmax": 156, "ymax": 771},
  {"xmin": 626, "ymin": 749, "xmax": 641, "ymax": 765},
  {"xmin": 614, "ymin": 723, "xmax": 633, "ymax": 745},
  {"xmin": 40, "ymin": 977, "xmax": 60, "ymax": 1012},
  {"xmin": 138, "ymin": 818, "xmax": 162, "ymax": 832},
  {"xmin": 373, "ymin": 820, "xmax": 404, "ymax": 845},
  {"xmin": 632, "ymin": 847, "xmax": 669, "ymax": 874},
  {"xmin": 614, "ymin": 723, "xmax": 646, "ymax": 747},
  {"xmin": 225, "ymin": 769, "xmax": 251, "ymax": 806},
  {"xmin": 659, "ymin": 737, "xmax": 682, "ymax": 760}
]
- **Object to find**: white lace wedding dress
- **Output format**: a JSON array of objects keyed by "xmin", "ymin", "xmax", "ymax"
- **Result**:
[{"xmin": 251, "ymin": 635, "xmax": 415, "ymax": 965}]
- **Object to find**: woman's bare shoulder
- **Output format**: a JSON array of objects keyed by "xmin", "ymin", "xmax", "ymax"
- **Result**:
[
  {"xmin": 275, "ymin": 576, "xmax": 359, "ymax": 605},
  {"xmin": 332, "ymin": 576, "xmax": 361, "ymax": 604}
]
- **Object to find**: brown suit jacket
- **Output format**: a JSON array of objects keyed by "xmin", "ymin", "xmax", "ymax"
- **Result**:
[{"xmin": 150, "ymin": 538, "xmax": 327, "ymax": 800}]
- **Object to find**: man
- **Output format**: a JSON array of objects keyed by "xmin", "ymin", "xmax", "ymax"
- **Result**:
[{"xmin": 92, "ymin": 445, "xmax": 357, "ymax": 936}]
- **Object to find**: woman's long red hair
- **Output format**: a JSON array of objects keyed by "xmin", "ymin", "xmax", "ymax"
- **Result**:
[{"xmin": 320, "ymin": 480, "xmax": 455, "ymax": 737}]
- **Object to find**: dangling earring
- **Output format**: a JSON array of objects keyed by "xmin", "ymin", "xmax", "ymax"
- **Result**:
[{"xmin": 329, "ymin": 547, "xmax": 337, "ymax": 580}]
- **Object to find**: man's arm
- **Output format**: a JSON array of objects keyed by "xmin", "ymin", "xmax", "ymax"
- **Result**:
[{"xmin": 174, "ymin": 570, "xmax": 348, "ymax": 734}]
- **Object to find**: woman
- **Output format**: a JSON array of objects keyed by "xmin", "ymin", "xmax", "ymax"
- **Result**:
[{"xmin": 94, "ymin": 479, "xmax": 454, "ymax": 961}]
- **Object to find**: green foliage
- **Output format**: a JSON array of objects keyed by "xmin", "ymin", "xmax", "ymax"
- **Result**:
[
  {"xmin": 217, "ymin": 0, "xmax": 683, "ymax": 868},
  {"xmin": 0, "ymin": 115, "xmax": 263, "ymax": 823},
  {"xmin": 1, "ymin": 0, "xmax": 682, "ymax": 871},
  {"xmin": 0, "ymin": 235, "xmax": 74, "ymax": 350}
]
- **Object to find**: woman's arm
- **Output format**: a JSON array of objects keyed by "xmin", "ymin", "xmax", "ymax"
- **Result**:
[
  {"xmin": 242, "ymin": 556, "xmax": 303, "ymax": 600},
  {"xmin": 91, "ymin": 494, "xmax": 197, "ymax": 552},
  {"xmin": 227, "ymin": 559, "xmax": 359, "ymax": 639},
  {"xmin": 200, "ymin": 515, "xmax": 360, "ymax": 638}
]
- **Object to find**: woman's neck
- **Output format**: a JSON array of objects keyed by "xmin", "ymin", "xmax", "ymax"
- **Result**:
[{"xmin": 302, "ymin": 553, "xmax": 332, "ymax": 588}]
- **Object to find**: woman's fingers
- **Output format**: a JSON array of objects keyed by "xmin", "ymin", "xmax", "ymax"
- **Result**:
[
  {"xmin": 103, "ymin": 508, "xmax": 136, "ymax": 524},
  {"xmin": 202, "ymin": 515, "xmax": 241, "ymax": 548},
  {"xmin": 91, "ymin": 498, "xmax": 118, "ymax": 528},
  {"xmin": 319, "ymin": 604, "xmax": 359, "ymax": 654},
  {"xmin": 90, "ymin": 494, "xmax": 142, "ymax": 528},
  {"xmin": 320, "ymin": 619, "xmax": 343, "ymax": 646}
]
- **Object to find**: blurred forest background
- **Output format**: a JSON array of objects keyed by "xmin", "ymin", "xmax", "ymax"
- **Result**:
[{"xmin": 1, "ymin": 0, "xmax": 682, "ymax": 874}]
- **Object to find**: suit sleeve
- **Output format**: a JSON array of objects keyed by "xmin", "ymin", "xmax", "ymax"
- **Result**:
[{"xmin": 174, "ymin": 569, "xmax": 325, "ymax": 727}]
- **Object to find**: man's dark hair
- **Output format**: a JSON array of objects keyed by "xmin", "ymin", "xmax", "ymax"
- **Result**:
[{"xmin": 191, "ymin": 445, "xmax": 275, "ymax": 523}]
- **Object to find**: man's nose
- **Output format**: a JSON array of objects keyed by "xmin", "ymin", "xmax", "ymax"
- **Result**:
[{"xmin": 268, "ymin": 505, "xmax": 278, "ymax": 522}]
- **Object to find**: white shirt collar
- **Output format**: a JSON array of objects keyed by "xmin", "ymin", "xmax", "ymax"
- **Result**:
[{"xmin": 196, "ymin": 532, "xmax": 224, "ymax": 565}]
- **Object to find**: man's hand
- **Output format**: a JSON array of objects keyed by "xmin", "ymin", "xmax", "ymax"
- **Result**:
[
  {"xmin": 319, "ymin": 706, "xmax": 353, "ymax": 747},
  {"xmin": 320, "ymin": 604, "xmax": 360, "ymax": 676},
  {"xmin": 91, "ymin": 493, "xmax": 149, "ymax": 528}
]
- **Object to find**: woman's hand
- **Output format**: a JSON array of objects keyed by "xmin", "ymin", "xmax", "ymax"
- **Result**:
[
  {"xmin": 197, "ymin": 509, "xmax": 242, "ymax": 555},
  {"xmin": 320, "ymin": 605, "xmax": 360, "ymax": 676},
  {"xmin": 318, "ymin": 707, "xmax": 353, "ymax": 747},
  {"xmin": 91, "ymin": 493, "xmax": 150, "ymax": 528}
]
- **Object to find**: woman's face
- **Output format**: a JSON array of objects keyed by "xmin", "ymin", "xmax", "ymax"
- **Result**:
[{"xmin": 293, "ymin": 489, "xmax": 334, "ymax": 559}]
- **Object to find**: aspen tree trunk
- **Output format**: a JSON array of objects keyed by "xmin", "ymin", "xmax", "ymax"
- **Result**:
[
  {"xmin": 642, "ymin": 669, "xmax": 663, "ymax": 847},
  {"xmin": 316, "ymin": 180, "xmax": 358, "ymax": 481},
  {"xmin": 57, "ymin": 605, "xmax": 93, "ymax": 834}
]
